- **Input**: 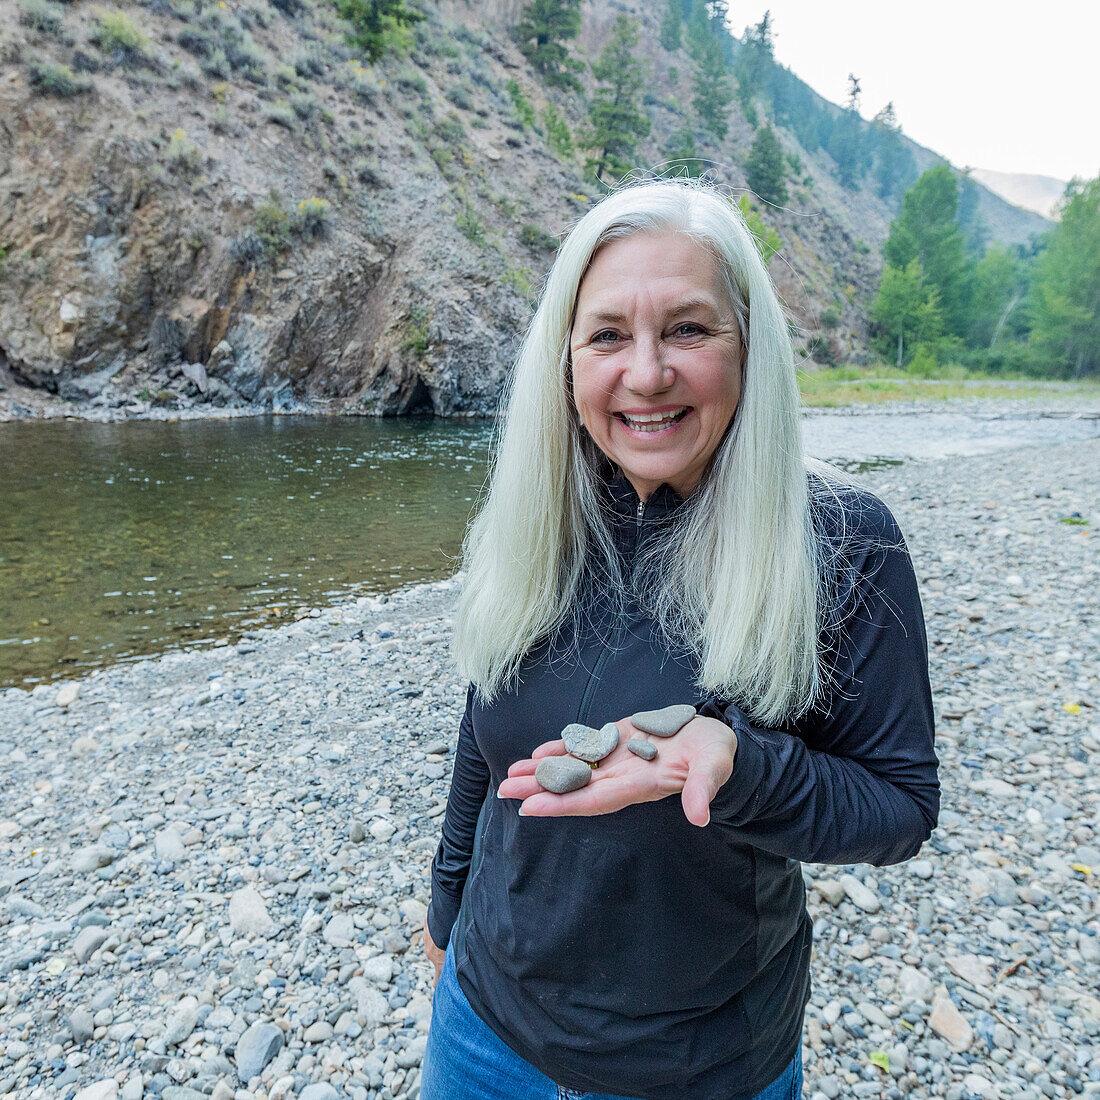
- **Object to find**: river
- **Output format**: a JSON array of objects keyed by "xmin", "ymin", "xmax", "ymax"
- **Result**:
[{"xmin": 3, "ymin": 409, "xmax": 1096, "ymax": 688}]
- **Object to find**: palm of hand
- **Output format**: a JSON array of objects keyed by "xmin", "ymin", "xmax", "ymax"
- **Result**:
[{"xmin": 496, "ymin": 715, "xmax": 737, "ymax": 827}]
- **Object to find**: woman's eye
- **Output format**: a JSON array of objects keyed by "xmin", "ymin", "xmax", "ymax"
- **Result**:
[
  {"xmin": 592, "ymin": 330, "xmax": 620, "ymax": 344},
  {"xmin": 673, "ymin": 323, "xmax": 704, "ymax": 337}
]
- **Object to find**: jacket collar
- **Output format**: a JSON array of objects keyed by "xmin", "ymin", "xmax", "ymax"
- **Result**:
[{"xmin": 604, "ymin": 469, "xmax": 685, "ymax": 522}]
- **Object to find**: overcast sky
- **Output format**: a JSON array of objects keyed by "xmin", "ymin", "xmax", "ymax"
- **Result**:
[{"xmin": 729, "ymin": 0, "xmax": 1100, "ymax": 183}]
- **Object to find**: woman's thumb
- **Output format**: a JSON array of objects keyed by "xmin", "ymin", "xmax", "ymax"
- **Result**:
[{"xmin": 680, "ymin": 745, "xmax": 732, "ymax": 828}]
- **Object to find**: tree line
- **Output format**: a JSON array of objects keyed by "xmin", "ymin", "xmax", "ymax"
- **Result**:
[{"xmin": 871, "ymin": 166, "xmax": 1100, "ymax": 378}]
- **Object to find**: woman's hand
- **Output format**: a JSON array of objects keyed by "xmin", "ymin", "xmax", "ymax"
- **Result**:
[
  {"xmin": 423, "ymin": 917, "xmax": 444, "ymax": 988},
  {"xmin": 496, "ymin": 715, "xmax": 737, "ymax": 827}
]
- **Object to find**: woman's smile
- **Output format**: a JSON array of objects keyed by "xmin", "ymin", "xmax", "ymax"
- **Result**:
[{"xmin": 614, "ymin": 405, "xmax": 692, "ymax": 432}]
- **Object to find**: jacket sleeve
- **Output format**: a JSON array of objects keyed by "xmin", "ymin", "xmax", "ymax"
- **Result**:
[
  {"xmin": 427, "ymin": 684, "xmax": 491, "ymax": 950},
  {"xmin": 700, "ymin": 496, "xmax": 939, "ymax": 867}
]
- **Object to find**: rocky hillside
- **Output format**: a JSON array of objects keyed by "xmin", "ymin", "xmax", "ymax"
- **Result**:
[{"xmin": 0, "ymin": 0, "xmax": 1049, "ymax": 416}]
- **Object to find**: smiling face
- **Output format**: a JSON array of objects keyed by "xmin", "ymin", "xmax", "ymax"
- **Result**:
[{"xmin": 569, "ymin": 231, "xmax": 743, "ymax": 502}]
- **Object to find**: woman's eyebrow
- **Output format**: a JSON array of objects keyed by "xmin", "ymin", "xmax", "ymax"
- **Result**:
[
  {"xmin": 579, "ymin": 298, "xmax": 720, "ymax": 326},
  {"xmin": 666, "ymin": 297, "xmax": 720, "ymax": 317}
]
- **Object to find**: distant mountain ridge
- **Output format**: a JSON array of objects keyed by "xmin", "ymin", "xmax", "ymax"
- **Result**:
[{"xmin": 970, "ymin": 169, "xmax": 1068, "ymax": 220}]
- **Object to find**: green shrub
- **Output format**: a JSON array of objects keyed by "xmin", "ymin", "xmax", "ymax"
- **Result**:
[
  {"xmin": 292, "ymin": 46, "xmax": 327, "ymax": 79},
  {"xmin": 273, "ymin": 62, "xmax": 302, "ymax": 90},
  {"xmin": 202, "ymin": 47, "xmax": 230, "ymax": 79},
  {"xmin": 456, "ymin": 207, "xmax": 485, "ymax": 246},
  {"xmin": 541, "ymin": 104, "xmax": 572, "ymax": 158},
  {"xmin": 264, "ymin": 100, "xmax": 296, "ymax": 128},
  {"xmin": 27, "ymin": 59, "xmax": 89, "ymax": 96},
  {"xmin": 520, "ymin": 224, "xmax": 557, "ymax": 253},
  {"xmin": 433, "ymin": 113, "xmax": 464, "ymax": 145},
  {"xmin": 165, "ymin": 127, "xmax": 201, "ymax": 172},
  {"xmin": 403, "ymin": 305, "xmax": 430, "ymax": 355},
  {"xmin": 353, "ymin": 157, "xmax": 381, "ymax": 185},
  {"xmin": 394, "ymin": 65, "xmax": 428, "ymax": 95},
  {"xmin": 92, "ymin": 10, "xmax": 147, "ymax": 59},
  {"xmin": 502, "ymin": 266, "xmax": 535, "ymax": 299},
  {"xmin": 19, "ymin": 0, "xmax": 65, "ymax": 35},
  {"xmin": 178, "ymin": 25, "xmax": 216, "ymax": 58},
  {"xmin": 505, "ymin": 78, "xmax": 537, "ymax": 130},
  {"xmin": 290, "ymin": 91, "xmax": 319, "ymax": 118},
  {"xmin": 819, "ymin": 305, "xmax": 841, "ymax": 329},
  {"xmin": 253, "ymin": 199, "xmax": 292, "ymax": 258},
  {"xmin": 296, "ymin": 197, "xmax": 330, "ymax": 237},
  {"xmin": 270, "ymin": 0, "xmax": 306, "ymax": 17},
  {"xmin": 446, "ymin": 83, "xmax": 473, "ymax": 111},
  {"xmin": 334, "ymin": 0, "xmax": 424, "ymax": 64}
]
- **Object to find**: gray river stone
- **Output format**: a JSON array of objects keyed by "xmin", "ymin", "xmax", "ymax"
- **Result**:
[
  {"xmin": 234, "ymin": 1021, "xmax": 283, "ymax": 1083},
  {"xmin": 561, "ymin": 722, "xmax": 619, "ymax": 763},
  {"xmin": 535, "ymin": 756, "xmax": 593, "ymax": 794},
  {"xmin": 630, "ymin": 704, "xmax": 696, "ymax": 737},
  {"xmin": 627, "ymin": 738, "xmax": 658, "ymax": 761}
]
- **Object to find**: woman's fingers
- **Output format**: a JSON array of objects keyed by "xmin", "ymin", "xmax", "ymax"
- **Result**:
[
  {"xmin": 506, "ymin": 739, "xmax": 568, "ymax": 778},
  {"xmin": 496, "ymin": 773, "xmax": 544, "ymax": 801},
  {"xmin": 516, "ymin": 770, "xmax": 653, "ymax": 817},
  {"xmin": 531, "ymin": 739, "xmax": 569, "ymax": 760}
]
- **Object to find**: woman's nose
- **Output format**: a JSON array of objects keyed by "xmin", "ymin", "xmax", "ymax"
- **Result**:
[{"xmin": 625, "ymin": 336, "xmax": 672, "ymax": 394}]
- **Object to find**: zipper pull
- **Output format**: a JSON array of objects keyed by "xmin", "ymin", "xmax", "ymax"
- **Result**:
[{"xmin": 636, "ymin": 498, "xmax": 645, "ymax": 529}]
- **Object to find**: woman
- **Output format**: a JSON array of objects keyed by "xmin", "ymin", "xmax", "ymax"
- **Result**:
[{"xmin": 419, "ymin": 179, "xmax": 939, "ymax": 1100}]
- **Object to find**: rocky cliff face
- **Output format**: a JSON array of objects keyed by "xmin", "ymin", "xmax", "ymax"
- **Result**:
[{"xmin": 0, "ymin": 0, "xmax": 1049, "ymax": 418}]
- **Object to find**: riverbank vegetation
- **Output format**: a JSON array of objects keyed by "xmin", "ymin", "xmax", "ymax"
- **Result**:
[
  {"xmin": 797, "ymin": 365, "xmax": 1100, "ymax": 407},
  {"xmin": 870, "ymin": 168, "xmax": 1100, "ymax": 379}
]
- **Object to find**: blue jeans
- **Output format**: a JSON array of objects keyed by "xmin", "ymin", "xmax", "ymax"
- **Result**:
[{"xmin": 421, "ymin": 945, "xmax": 803, "ymax": 1100}]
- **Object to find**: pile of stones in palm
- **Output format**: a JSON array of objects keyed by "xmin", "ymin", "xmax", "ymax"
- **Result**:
[{"xmin": 533, "ymin": 705, "xmax": 696, "ymax": 793}]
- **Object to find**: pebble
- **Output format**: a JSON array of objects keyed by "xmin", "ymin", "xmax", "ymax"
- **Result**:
[
  {"xmin": 928, "ymin": 989, "xmax": 974, "ymax": 1051},
  {"xmin": 0, "ymin": 435, "xmax": 1096, "ymax": 1100},
  {"xmin": 233, "ymin": 1021, "xmax": 283, "ymax": 1082},
  {"xmin": 228, "ymin": 886, "xmax": 275, "ymax": 937},
  {"xmin": 838, "ymin": 874, "xmax": 881, "ymax": 913},
  {"xmin": 73, "ymin": 1082, "xmax": 117, "ymax": 1100},
  {"xmin": 73, "ymin": 926, "xmax": 108, "ymax": 964},
  {"xmin": 629, "ymin": 704, "xmax": 696, "ymax": 737},
  {"xmin": 561, "ymin": 721, "xmax": 619, "ymax": 763},
  {"xmin": 534, "ymin": 755, "xmax": 593, "ymax": 793},
  {"xmin": 627, "ymin": 737, "xmax": 658, "ymax": 760}
]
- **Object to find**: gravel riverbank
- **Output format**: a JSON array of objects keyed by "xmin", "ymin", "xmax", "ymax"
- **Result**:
[{"xmin": 1, "ymin": 437, "xmax": 1098, "ymax": 1100}]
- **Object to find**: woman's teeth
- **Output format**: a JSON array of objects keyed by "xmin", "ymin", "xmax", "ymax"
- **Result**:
[{"xmin": 617, "ymin": 407, "xmax": 689, "ymax": 432}]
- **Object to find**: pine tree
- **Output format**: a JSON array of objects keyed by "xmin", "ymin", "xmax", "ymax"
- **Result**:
[
  {"xmin": 734, "ymin": 11, "xmax": 773, "ymax": 116},
  {"xmin": 335, "ymin": 0, "xmax": 423, "ymax": 63},
  {"xmin": 1030, "ymin": 176, "xmax": 1100, "ymax": 376},
  {"xmin": 745, "ymin": 124, "xmax": 788, "ymax": 206},
  {"xmin": 515, "ymin": 0, "xmax": 583, "ymax": 91},
  {"xmin": 829, "ymin": 74, "xmax": 870, "ymax": 189},
  {"xmin": 585, "ymin": 15, "xmax": 651, "ymax": 185},
  {"xmin": 883, "ymin": 165, "xmax": 972, "ymax": 337},
  {"xmin": 692, "ymin": 33, "xmax": 732, "ymax": 140},
  {"xmin": 871, "ymin": 102, "xmax": 916, "ymax": 202},
  {"xmin": 660, "ymin": 0, "xmax": 682, "ymax": 51}
]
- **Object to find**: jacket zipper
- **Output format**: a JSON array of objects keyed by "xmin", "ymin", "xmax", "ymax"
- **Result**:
[{"xmin": 579, "ymin": 492, "xmax": 645, "ymax": 725}]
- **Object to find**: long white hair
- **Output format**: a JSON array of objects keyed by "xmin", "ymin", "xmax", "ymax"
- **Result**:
[{"xmin": 453, "ymin": 178, "xmax": 839, "ymax": 725}]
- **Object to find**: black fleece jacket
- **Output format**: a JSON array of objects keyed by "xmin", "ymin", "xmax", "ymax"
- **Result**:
[{"xmin": 427, "ymin": 472, "xmax": 939, "ymax": 1100}]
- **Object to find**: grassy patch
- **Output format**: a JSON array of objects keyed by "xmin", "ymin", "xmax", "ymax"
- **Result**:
[
  {"xmin": 19, "ymin": 0, "xmax": 65, "ymax": 36},
  {"xmin": 92, "ymin": 9, "xmax": 148, "ymax": 61},
  {"xmin": 798, "ymin": 365, "xmax": 1100, "ymax": 407},
  {"xmin": 28, "ymin": 59, "xmax": 90, "ymax": 96}
]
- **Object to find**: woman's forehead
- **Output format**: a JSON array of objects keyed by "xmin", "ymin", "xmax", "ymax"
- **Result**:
[{"xmin": 575, "ymin": 232, "xmax": 730, "ymax": 315}]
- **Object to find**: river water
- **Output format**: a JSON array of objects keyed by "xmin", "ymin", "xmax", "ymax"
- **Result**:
[{"xmin": 3, "ymin": 410, "xmax": 1096, "ymax": 689}]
